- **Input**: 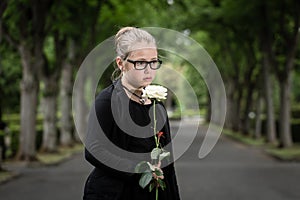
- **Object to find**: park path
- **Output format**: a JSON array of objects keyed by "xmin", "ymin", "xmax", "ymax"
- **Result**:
[
  {"xmin": 0, "ymin": 151, "xmax": 92, "ymax": 200},
  {"xmin": 173, "ymin": 120, "xmax": 300, "ymax": 200},
  {"xmin": 0, "ymin": 120, "xmax": 300, "ymax": 200}
]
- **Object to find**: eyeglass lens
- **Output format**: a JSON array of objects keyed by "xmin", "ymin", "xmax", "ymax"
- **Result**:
[{"xmin": 127, "ymin": 59, "xmax": 162, "ymax": 70}]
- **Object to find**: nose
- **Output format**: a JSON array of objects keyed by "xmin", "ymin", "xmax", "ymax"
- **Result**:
[{"xmin": 144, "ymin": 63, "xmax": 151, "ymax": 74}]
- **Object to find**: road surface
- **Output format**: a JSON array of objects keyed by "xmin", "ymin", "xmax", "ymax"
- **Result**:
[{"xmin": 0, "ymin": 121, "xmax": 299, "ymax": 200}]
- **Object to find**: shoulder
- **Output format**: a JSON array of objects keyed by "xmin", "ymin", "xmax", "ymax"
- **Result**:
[
  {"xmin": 95, "ymin": 84, "xmax": 114, "ymax": 102},
  {"xmin": 93, "ymin": 83, "xmax": 115, "ymax": 118},
  {"xmin": 95, "ymin": 80, "xmax": 123, "ymax": 103}
]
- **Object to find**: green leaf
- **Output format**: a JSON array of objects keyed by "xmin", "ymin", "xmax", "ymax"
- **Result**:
[
  {"xmin": 149, "ymin": 182, "xmax": 156, "ymax": 192},
  {"xmin": 139, "ymin": 172, "xmax": 153, "ymax": 189},
  {"xmin": 151, "ymin": 148, "xmax": 161, "ymax": 160},
  {"xmin": 157, "ymin": 179, "xmax": 166, "ymax": 191},
  {"xmin": 135, "ymin": 161, "xmax": 150, "ymax": 173},
  {"xmin": 147, "ymin": 162, "xmax": 155, "ymax": 171},
  {"xmin": 159, "ymin": 151, "xmax": 170, "ymax": 161},
  {"xmin": 154, "ymin": 169, "xmax": 163, "ymax": 176}
]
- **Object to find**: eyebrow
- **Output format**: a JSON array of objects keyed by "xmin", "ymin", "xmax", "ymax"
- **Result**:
[{"xmin": 133, "ymin": 57, "xmax": 158, "ymax": 61}]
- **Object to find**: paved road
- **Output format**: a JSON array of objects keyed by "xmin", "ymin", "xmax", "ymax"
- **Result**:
[
  {"xmin": 0, "ymin": 152, "xmax": 92, "ymax": 200},
  {"xmin": 173, "ymin": 121, "xmax": 300, "ymax": 200},
  {"xmin": 0, "ymin": 121, "xmax": 300, "ymax": 200}
]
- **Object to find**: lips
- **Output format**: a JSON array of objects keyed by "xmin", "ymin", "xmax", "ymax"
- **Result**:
[{"xmin": 144, "ymin": 77, "xmax": 152, "ymax": 81}]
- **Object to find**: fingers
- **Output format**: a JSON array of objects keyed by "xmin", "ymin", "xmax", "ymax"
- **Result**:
[
  {"xmin": 152, "ymin": 172, "xmax": 164, "ymax": 180},
  {"xmin": 156, "ymin": 161, "xmax": 161, "ymax": 168},
  {"xmin": 152, "ymin": 162, "xmax": 164, "ymax": 180}
]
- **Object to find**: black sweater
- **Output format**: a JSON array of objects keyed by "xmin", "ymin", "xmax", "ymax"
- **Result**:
[{"xmin": 83, "ymin": 80, "xmax": 180, "ymax": 200}]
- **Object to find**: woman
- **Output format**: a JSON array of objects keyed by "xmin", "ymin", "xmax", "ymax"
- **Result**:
[{"xmin": 83, "ymin": 27, "xmax": 180, "ymax": 200}]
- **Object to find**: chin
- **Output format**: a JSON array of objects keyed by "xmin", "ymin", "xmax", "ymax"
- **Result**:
[
  {"xmin": 144, "ymin": 81, "xmax": 152, "ymax": 86},
  {"xmin": 140, "ymin": 83, "xmax": 150, "ymax": 88}
]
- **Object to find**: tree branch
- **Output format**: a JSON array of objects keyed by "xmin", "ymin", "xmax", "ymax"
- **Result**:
[
  {"xmin": 0, "ymin": 22, "xmax": 18, "ymax": 48},
  {"xmin": 0, "ymin": 0, "xmax": 7, "ymax": 44}
]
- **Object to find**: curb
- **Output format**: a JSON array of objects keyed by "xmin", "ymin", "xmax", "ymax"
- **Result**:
[{"xmin": 0, "ymin": 170, "xmax": 21, "ymax": 185}]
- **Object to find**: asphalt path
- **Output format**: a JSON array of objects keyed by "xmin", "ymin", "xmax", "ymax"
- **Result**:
[
  {"xmin": 0, "ymin": 151, "xmax": 91, "ymax": 200},
  {"xmin": 0, "ymin": 120, "xmax": 299, "ymax": 200},
  {"xmin": 173, "ymin": 121, "xmax": 300, "ymax": 200}
]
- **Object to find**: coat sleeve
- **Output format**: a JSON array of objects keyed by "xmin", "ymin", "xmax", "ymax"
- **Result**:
[{"xmin": 84, "ymin": 94, "xmax": 136, "ymax": 179}]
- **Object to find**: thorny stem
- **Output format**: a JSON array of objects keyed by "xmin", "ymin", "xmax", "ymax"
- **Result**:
[
  {"xmin": 153, "ymin": 100, "xmax": 158, "ymax": 148},
  {"xmin": 153, "ymin": 100, "xmax": 161, "ymax": 200}
]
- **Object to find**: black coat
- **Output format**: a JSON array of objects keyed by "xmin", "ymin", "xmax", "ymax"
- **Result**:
[{"xmin": 83, "ymin": 80, "xmax": 180, "ymax": 200}]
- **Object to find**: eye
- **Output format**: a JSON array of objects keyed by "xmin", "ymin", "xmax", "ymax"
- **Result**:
[{"xmin": 136, "ymin": 61, "xmax": 146, "ymax": 66}]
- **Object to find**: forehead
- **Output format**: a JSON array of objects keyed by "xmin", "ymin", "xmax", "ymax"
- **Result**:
[{"xmin": 129, "ymin": 47, "xmax": 158, "ymax": 59}]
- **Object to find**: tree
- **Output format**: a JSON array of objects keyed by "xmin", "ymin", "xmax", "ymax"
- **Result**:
[
  {"xmin": 275, "ymin": 1, "xmax": 299, "ymax": 147},
  {"xmin": 259, "ymin": 0, "xmax": 300, "ymax": 147},
  {"xmin": 59, "ymin": 40, "xmax": 75, "ymax": 146},
  {"xmin": 0, "ymin": 0, "xmax": 53, "ymax": 160},
  {"xmin": 40, "ymin": 34, "xmax": 66, "ymax": 152},
  {"xmin": 180, "ymin": 0, "xmax": 262, "ymax": 133}
]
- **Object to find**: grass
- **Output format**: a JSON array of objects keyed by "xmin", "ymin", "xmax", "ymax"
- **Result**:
[
  {"xmin": 169, "ymin": 109, "xmax": 204, "ymax": 120},
  {"xmin": 222, "ymin": 128, "xmax": 265, "ymax": 146},
  {"xmin": 0, "ymin": 143, "xmax": 84, "ymax": 184},
  {"xmin": 37, "ymin": 143, "xmax": 83, "ymax": 165},
  {"xmin": 222, "ymin": 128, "xmax": 300, "ymax": 161},
  {"xmin": 0, "ymin": 170, "xmax": 18, "ymax": 184},
  {"xmin": 265, "ymin": 145, "xmax": 300, "ymax": 161}
]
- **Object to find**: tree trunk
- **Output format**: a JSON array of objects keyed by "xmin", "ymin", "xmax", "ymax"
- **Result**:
[
  {"xmin": 40, "ymin": 77, "xmax": 59, "ymax": 152},
  {"xmin": 0, "ymin": 147, "xmax": 2, "ymax": 170},
  {"xmin": 278, "ymin": 74, "xmax": 293, "ymax": 147},
  {"xmin": 276, "ymin": 9, "xmax": 299, "ymax": 148},
  {"xmin": 0, "ymin": 57, "xmax": 3, "ymax": 169},
  {"xmin": 262, "ymin": 55, "xmax": 277, "ymax": 144},
  {"xmin": 59, "ymin": 59, "xmax": 73, "ymax": 146},
  {"xmin": 73, "ymin": 70, "xmax": 88, "ymax": 142},
  {"xmin": 41, "ymin": 32, "xmax": 68, "ymax": 151},
  {"xmin": 41, "ymin": 95, "xmax": 57, "ymax": 152},
  {"xmin": 225, "ymin": 81, "xmax": 235, "ymax": 129},
  {"xmin": 254, "ymin": 94, "xmax": 263, "ymax": 139},
  {"xmin": 205, "ymin": 90, "xmax": 211, "ymax": 123},
  {"xmin": 231, "ymin": 89, "xmax": 241, "ymax": 132},
  {"xmin": 277, "ymin": 32, "xmax": 299, "ymax": 147},
  {"xmin": 225, "ymin": 80, "xmax": 240, "ymax": 131},
  {"xmin": 259, "ymin": 1, "xmax": 277, "ymax": 145},
  {"xmin": 240, "ymin": 81, "xmax": 255, "ymax": 135},
  {"xmin": 240, "ymin": 43, "xmax": 257, "ymax": 135},
  {"xmin": 17, "ymin": 45, "xmax": 39, "ymax": 161}
]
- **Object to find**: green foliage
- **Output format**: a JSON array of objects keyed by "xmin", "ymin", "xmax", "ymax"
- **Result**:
[
  {"xmin": 0, "ymin": 46, "xmax": 21, "ymax": 113},
  {"xmin": 139, "ymin": 172, "xmax": 153, "ymax": 189},
  {"xmin": 292, "ymin": 71, "xmax": 300, "ymax": 102},
  {"xmin": 1, "ymin": 113, "xmax": 44, "ymax": 158},
  {"xmin": 182, "ymin": 62, "xmax": 207, "ymax": 108},
  {"xmin": 43, "ymin": 36, "xmax": 55, "ymax": 66},
  {"xmin": 135, "ymin": 161, "xmax": 149, "ymax": 173},
  {"xmin": 1, "ymin": 0, "xmax": 299, "ymax": 157},
  {"xmin": 222, "ymin": 128, "xmax": 265, "ymax": 146},
  {"xmin": 98, "ymin": 0, "xmax": 183, "ymax": 36},
  {"xmin": 266, "ymin": 145, "xmax": 300, "ymax": 161}
]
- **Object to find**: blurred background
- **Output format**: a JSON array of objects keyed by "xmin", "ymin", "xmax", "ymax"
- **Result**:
[{"xmin": 0, "ymin": 0, "xmax": 299, "ymax": 169}]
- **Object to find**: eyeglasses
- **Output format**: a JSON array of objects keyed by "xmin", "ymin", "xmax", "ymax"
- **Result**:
[{"xmin": 126, "ymin": 59, "xmax": 162, "ymax": 70}]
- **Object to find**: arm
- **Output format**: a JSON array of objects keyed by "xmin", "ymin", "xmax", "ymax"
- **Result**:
[{"xmin": 84, "ymin": 95, "xmax": 136, "ymax": 178}]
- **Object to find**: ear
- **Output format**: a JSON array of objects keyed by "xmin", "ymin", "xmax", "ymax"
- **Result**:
[{"xmin": 116, "ymin": 56, "xmax": 124, "ymax": 70}]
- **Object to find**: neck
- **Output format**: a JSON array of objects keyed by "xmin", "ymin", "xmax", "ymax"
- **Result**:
[
  {"xmin": 121, "ymin": 78, "xmax": 142, "ymax": 92},
  {"xmin": 121, "ymin": 78, "xmax": 148, "ymax": 104}
]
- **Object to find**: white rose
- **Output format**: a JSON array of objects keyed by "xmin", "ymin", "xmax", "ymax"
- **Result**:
[{"xmin": 142, "ymin": 85, "xmax": 167, "ymax": 101}]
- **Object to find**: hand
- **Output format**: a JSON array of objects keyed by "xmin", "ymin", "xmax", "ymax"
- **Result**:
[{"xmin": 152, "ymin": 161, "xmax": 164, "ymax": 180}]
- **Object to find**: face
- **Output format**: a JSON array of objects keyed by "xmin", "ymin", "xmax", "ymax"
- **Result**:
[{"xmin": 117, "ymin": 46, "xmax": 158, "ymax": 89}]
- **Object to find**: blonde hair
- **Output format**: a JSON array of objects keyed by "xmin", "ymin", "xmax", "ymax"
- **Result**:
[{"xmin": 112, "ymin": 27, "xmax": 157, "ymax": 80}]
